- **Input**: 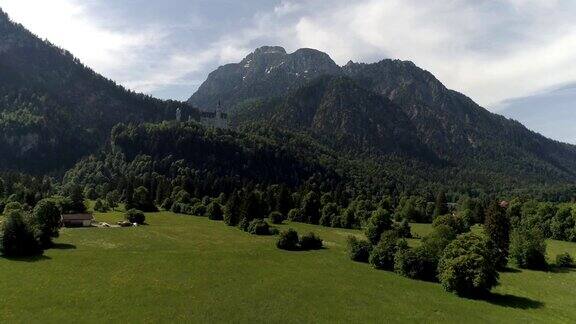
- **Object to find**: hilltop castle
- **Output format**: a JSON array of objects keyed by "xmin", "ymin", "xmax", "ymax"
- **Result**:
[{"xmin": 176, "ymin": 102, "xmax": 228, "ymax": 129}]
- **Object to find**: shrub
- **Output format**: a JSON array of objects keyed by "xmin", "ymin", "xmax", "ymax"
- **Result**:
[
  {"xmin": 247, "ymin": 219, "xmax": 271, "ymax": 235},
  {"xmin": 50, "ymin": 195, "xmax": 74, "ymax": 214},
  {"xmin": 299, "ymin": 232, "xmax": 323, "ymax": 250},
  {"xmin": 161, "ymin": 198, "xmax": 173, "ymax": 210},
  {"xmin": 173, "ymin": 190, "xmax": 191, "ymax": 205},
  {"xmin": 94, "ymin": 199, "xmax": 108, "ymax": 212},
  {"xmin": 125, "ymin": 209, "xmax": 145, "ymax": 225},
  {"xmin": 510, "ymin": 226, "xmax": 547, "ymax": 270},
  {"xmin": 106, "ymin": 191, "xmax": 120, "ymax": 210},
  {"xmin": 555, "ymin": 252, "xmax": 574, "ymax": 268},
  {"xmin": 320, "ymin": 203, "xmax": 339, "ymax": 227},
  {"xmin": 347, "ymin": 236, "xmax": 372, "ymax": 262},
  {"xmin": 421, "ymin": 224, "xmax": 457, "ymax": 259},
  {"xmin": 132, "ymin": 186, "xmax": 157, "ymax": 212},
  {"xmin": 269, "ymin": 211, "xmax": 284, "ymax": 225},
  {"xmin": 238, "ymin": 217, "xmax": 250, "ymax": 231},
  {"xmin": 276, "ymin": 228, "xmax": 299, "ymax": 250},
  {"xmin": 438, "ymin": 233, "xmax": 499, "ymax": 296},
  {"xmin": 550, "ymin": 206, "xmax": 575, "ymax": 241},
  {"xmin": 190, "ymin": 203, "xmax": 206, "ymax": 217},
  {"xmin": 394, "ymin": 246, "xmax": 438, "ymax": 281},
  {"xmin": 341, "ymin": 207, "xmax": 357, "ymax": 229},
  {"xmin": 433, "ymin": 214, "xmax": 469, "ymax": 235},
  {"xmin": 365, "ymin": 208, "xmax": 393, "ymax": 245},
  {"xmin": 4, "ymin": 201, "xmax": 22, "ymax": 215},
  {"xmin": 369, "ymin": 231, "xmax": 402, "ymax": 270},
  {"xmin": 393, "ymin": 219, "xmax": 412, "ymax": 238},
  {"xmin": 0, "ymin": 210, "xmax": 42, "ymax": 257},
  {"xmin": 206, "ymin": 202, "xmax": 224, "ymax": 221},
  {"xmin": 288, "ymin": 208, "xmax": 304, "ymax": 222},
  {"xmin": 330, "ymin": 214, "xmax": 342, "ymax": 228},
  {"xmin": 170, "ymin": 202, "xmax": 185, "ymax": 214}
]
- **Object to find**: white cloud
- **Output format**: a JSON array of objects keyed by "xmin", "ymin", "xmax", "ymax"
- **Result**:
[
  {"xmin": 0, "ymin": 0, "xmax": 164, "ymax": 86},
  {"xmin": 1, "ymin": 0, "xmax": 576, "ymax": 107},
  {"xmin": 268, "ymin": 0, "xmax": 576, "ymax": 107}
]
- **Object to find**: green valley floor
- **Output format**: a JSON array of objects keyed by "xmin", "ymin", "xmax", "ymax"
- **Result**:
[{"xmin": 0, "ymin": 211, "xmax": 575, "ymax": 323}]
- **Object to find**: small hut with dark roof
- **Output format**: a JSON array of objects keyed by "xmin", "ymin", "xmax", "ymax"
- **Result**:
[{"xmin": 61, "ymin": 213, "xmax": 94, "ymax": 227}]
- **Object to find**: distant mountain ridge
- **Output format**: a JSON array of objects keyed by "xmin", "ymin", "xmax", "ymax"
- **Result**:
[{"xmin": 191, "ymin": 46, "xmax": 576, "ymax": 188}]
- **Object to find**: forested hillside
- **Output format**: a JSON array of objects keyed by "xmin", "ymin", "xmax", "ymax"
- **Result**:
[
  {"xmin": 64, "ymin": 122, "xmax": 345, "ymax": 201},
  {"xmin": 0, "ymin": 9, "xmax": 194, "ymax": 173}
]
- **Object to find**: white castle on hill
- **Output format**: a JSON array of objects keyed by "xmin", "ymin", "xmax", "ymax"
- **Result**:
[{"xmin": 176, "ymin": 101, "xmax": 228, "ymax": 129}]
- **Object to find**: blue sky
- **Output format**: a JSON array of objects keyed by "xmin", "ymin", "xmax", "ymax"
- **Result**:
[{"xmin": 1, "ymin": 0, "xmax": 575, "ymax": 141}]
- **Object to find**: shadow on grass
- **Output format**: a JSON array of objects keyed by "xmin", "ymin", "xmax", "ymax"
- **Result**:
[
  {"xmin": 478, "ymin": 293, "xmax": 544, "ymax": 310},
  {"xmin": 499, "ymin": 267, "xmax": 521, "ymax": 273},
  {"xmin": 52, "ymin": 243, "xmax": 77, "ymax": 250},
  {"xmin": 549, "ymin": 266, "xmax": 576, "ymax": 274},
  {"xmin": 3, "ymin": 254, "xmax": 51, "ymax": 262}
]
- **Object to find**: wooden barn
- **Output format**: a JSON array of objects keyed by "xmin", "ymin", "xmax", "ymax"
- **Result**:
[{"xmin": 61, "ymin": 213, "xmax": 94, "ymax": 227}]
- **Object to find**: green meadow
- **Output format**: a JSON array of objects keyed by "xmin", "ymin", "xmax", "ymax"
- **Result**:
[{"xmin": 0, "ymin": 211, "xmax": 575, "ymax": 323}]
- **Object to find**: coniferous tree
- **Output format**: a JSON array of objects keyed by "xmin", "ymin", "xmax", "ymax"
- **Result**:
[
  {"xmin": 124, "ymin": 180, "xmax": 135, "ymax": 210},
  {"xmin": 239, "ymin": 191, "xmax": 261, "ymax": 229},
  {"xmin": 434, "ymin": 191, "xmax": 448, "ymax": 218},
  {"xmin": 206, "ymin": 201, "xmax": 224, "ymax": 221},
  {"xmin": 69, "ymin": 184, "xmax": 87, "ymax": 213},
  {"xmin": 302, "ymin": 191, "xmax": 321, "ymax": 224},
  {"xmin": 276, "ymin": 185, "xmax": 292, "ymax": 217},
  {"xmin": 224, "ymin": 190, "xmax": 241, "ymax": 226},
  {"xmin": 484, "ymin": 201, "xmax": 511, "ymax": 269}
]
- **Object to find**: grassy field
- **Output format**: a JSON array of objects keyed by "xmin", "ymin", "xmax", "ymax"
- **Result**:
[{"xmin": 0, "ymin": 211, "xmax": 575, "ymax": 323}]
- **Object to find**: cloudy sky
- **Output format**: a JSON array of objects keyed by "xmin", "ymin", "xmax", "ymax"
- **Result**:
[{"xmin": 0, "ymin": 0, "xmax": 575, "ymax": 112}]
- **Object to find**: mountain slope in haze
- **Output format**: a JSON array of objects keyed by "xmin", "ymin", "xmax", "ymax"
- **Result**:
[
  {"xmin": 0, "ymin": 8, "xmax": 193, "ymax": 173},
  {"xmin": 188, "ymin": 46, "xmax": 341, "ymax": 111},
  {"xmin": 342, "ymin": 60, "xmax": 576, "ymax": 179},
  {"xmin": 191, "ymin": 46, "xmax": 576, "ymax": 187}
]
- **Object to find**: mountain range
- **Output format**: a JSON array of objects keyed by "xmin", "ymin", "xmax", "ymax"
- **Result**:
[
  {"xmin": 190, "ymin": 46, "xmax": 576, "ymax": 191},
  {"xmin": 1, "ymin": 6, "xmax": 575, "ymax": 196}
]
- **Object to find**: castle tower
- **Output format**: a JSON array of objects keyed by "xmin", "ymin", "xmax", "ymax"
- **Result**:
[
  {"xmin": 216, "ymin": 101, "xmax": 222, "ymax": 115},
  {"xmin": 215, "ymin": 101, "xmax": 228, "ymax": 129}
]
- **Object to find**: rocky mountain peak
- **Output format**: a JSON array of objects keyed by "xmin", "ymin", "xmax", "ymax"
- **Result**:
[
  {"xmin": 188, "ymin": 46, "xmax": 342, "ymax": 111},
  {"xmin": 252, "ymin": 46, "xmax": 287, "ymax": 56}
]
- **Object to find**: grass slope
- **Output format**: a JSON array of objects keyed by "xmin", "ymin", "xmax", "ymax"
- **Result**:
[{"xmin": 0, "ymin": 211, "xmax": 575, "ymax": 323}]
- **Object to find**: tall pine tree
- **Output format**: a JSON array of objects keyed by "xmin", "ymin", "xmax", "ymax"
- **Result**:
[
  {"xmin": 224, "ymin": 190, "xmax": 241, "ymax": 226},
  {"xmin": 434, "ymin": 191, "xmax": 448, "ymax": 218},
  {"xmin": 276, "ymin": 185, "xmax": 292, "ymax": 217},
  {"xmin": 484, "ymin": 201, "xmax": 511, "ymax": 269}
]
